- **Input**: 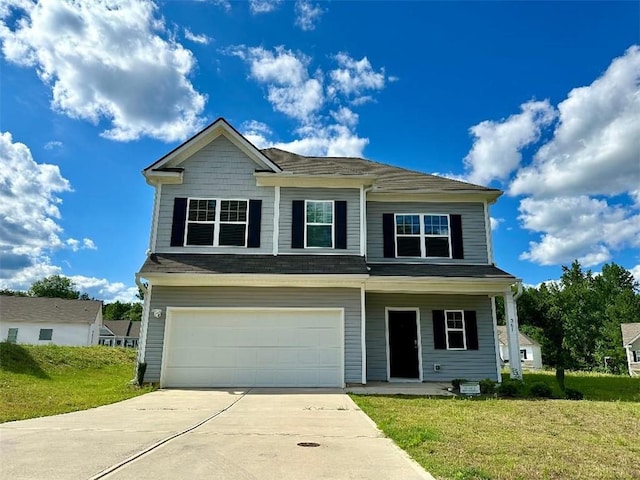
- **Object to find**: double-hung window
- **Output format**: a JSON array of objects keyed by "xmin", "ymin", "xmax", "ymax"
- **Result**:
[
  {"xmin": 7, "ymin": 328, "xmax": 18, "ymax": 343},
  {"xmin": 395, "ymin": 214, "xmax": 451, "ymax": 258},
  {"xmin": 185, "ymin": 198, "xmax": 248, "ymax": 247},
  {"xmin": 520, "ymin": 349, "xmax": 528, "ymax": 360},
  {"xmin": 445, "ymin": 310, "xmax": 466, "ymax": 350},
  {"xmin": 305, "ymin": 200, "xmax": 334, "ymax": 248}
]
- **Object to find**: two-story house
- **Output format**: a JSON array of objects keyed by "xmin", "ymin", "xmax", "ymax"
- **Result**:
[{"xmin": 135, "ymin": 118, "xmax": 523, "ymax": 388}]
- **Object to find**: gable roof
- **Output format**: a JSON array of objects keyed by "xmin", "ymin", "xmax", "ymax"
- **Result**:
[
  {"xmin": 261, "ymin": 147, "xmax": 501, "ymax": 195},
  {"xmin": 621, "ymin": 323, "xmax": 640, "ymax": 346},
  {"xmin": 496, "ymin": 325, "xmax": 540, "ymax": 347},
  {"xmin": 144, "ymin": 117, "xmax": 282, "ymax": 174},
  {"xmin": 102, "ymin": 320, "xmax": 140, "ymax": 338},
  {"xmin": 0, "ymin": 296, "xmax": 102, "ymax": 325}
]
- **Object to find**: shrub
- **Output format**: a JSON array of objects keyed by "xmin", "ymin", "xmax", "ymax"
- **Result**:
[
  {"xmin": 479, "ymin": 378, "xmax": 497, "ymax": 395},
  {"xmin": 451, "ymin": 378, "xmax": 468, "ymax": 391},
  {"xmin": 564, "ymin": 388, "xmax": 584, "ymax": 400},
  {"xmin": 528, "ymin": 381, "xmax": 553, "ymax": 398},
  {"xmin": 497, "ymin": 379, "xmax": 524, "ymax": 397},
  {"xmin": 136, "ymin": 361, "xmax": 147, "ymax": 386}
]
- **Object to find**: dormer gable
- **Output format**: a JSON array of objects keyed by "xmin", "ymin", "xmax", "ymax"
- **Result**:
[{"xmin": 143, "ymin": 117, "xmax": 281, "ymax": 185}]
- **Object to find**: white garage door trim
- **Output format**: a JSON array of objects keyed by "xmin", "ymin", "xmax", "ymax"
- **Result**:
[{"xmin": 160, "ymin": 307, "xmax": 345, "ymax": 388}]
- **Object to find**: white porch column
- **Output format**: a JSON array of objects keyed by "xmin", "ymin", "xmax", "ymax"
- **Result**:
[{"xmin": 504, "ymin": 290, "xmax": 523, "ymax": 380}]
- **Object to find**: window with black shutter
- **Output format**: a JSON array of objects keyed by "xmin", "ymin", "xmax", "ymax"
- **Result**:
[
  {"xmin": 180, "ymin": 198, "xmax": 250, "ymax": 247},
  {"xmin": 391, "ymin": 213, "xmax": 463, "ymax": 259}
]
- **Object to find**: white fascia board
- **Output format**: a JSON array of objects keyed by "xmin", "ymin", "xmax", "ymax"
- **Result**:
[
  {"xmin": 140, "ymin": 273, "xmax": 369, "ymax": 288},
  {"xmin": 367, "ymin": 191, "xmax": 502, "ymax": 203},
  {"xmin": 255, "ymin": 173, "xmax": 376, "ymax": 188},
  {"xmin": 144, "ymin": 118, "xmax": 282, "ymax": 174},
  {"xmin": 626, "ymin": 332, "xmax": 640, "ymax": 347},
  {"xmin": 144, "ymin": 170, "xmax": 183, "ymax": 185},
  {"xmin": 365, "ymin": 276, "xmax": 516, "ymax": 295}
]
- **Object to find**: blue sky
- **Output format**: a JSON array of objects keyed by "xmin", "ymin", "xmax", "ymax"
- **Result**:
[{"xmin": 1, "ymin": 0, "xmax": 639, "ymax": 301}]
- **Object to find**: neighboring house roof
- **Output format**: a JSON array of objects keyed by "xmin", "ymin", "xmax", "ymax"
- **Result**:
[
  {"xmin": 140, "ymin": 254, "xmax": 370, "ymax": 275},
  {"xmin": 101, "ymin": 320, "xmax": 140, "ymax": 338},
  {"xmin": 261, "ymin": 147, "xmax": 500, "ymax": 194},
  {"xmin": 496, "ymin": 325, "xmax": 540, "ymax": 347},
  {"xmin": 368, "ymin": 263, "xmax": 514, "ymax": 279},
  {"xmin": 621, "ymin": 323, "xmax": 640, "ymax": 346},
  {"xmin": 0, "ymin": 296, "xmax": 102, "ymax": 324}
]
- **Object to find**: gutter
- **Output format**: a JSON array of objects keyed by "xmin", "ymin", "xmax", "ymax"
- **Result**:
[{"xmin": 513, "ymin": 281, "xmax": 523, "ymax": 301}]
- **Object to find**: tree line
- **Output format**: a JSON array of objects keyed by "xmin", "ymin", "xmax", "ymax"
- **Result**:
[
  {"xmin": 0, "ymin": 275, "xmax": 143, "ymax": 321},
  {"xmin": 502, "ymin": 261, "xmax": 639, "ymax": 388}
]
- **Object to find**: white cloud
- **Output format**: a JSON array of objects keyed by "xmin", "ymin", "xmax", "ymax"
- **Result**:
[
  {"xmin": 249, "ymin": 0, "xmax": 282, "ymax": 14},
  {"xmin": 463, "ymin": 100, "xmax": 556, "ymax": 186},
  {"xmin": 0, "ymin": 0, "xmax": 206, "ymax": 142},
  {"xmin": 630, "ymin": 265, "xmax": 640, "ymax": 285},
  {"xmin": 82, "ymin": 238, "xmax": 97, "ymax": 250},
  {"xmin": 230, "ymin": 45, "xmax": 324, "ymax": 122},
  {"xmin": 184, "ymin": 28, "xmax": 211, "ymax": 45},
  {"xmin": 211, "ymin": 0, "xmax": 231, "ymax": 12},
  {"xmin": 490, "ymin": 217, "xmax": 503, "ymax": 231},
  {"xmin": 518, "ymin": 196, "xmax": 640, "ymax": 267},
  {"xmin": 0, "ymin": 131, "xmax": 71, "ymax": 284},
  {"xmin": 295, "ymin": 0, "xmax": 324, "ymax": 31},
  {"xmin": 328, "ymin": 53, "xmax": 386, "ymax": 102},
  {"xmin": 70, "ymin": 275, "xmax": 139, "ymax": 302},
  {"xmin": 330, "ymin": 106, "xmax": 359, "ymax": 129},
  {"xmin": 44, "ymin": 140, "xmax": 63, "ymax": 150},
  {"xmin": 510, "ymin": 46, "xmax": 640, "ymax": 199},
  {"xmin": 64, "ymin": 237, "xmax": 97, "ymax": 252}
]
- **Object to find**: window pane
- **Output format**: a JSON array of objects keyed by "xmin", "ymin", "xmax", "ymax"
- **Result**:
[
  {"xmin": 219, "ymin": 224, "xmax": 246, "ymax": 246},
  {"xmin": 425, "ymin": 237, "xmax": 450, "ymax": 257},
  {"xmin": 397, "ymin": 236, "xmax": 421, "ymax": 257},
  {"xmin": 396, "ymin": 215, "xmax": 420, "ymax": 235},
  {"xmin": 307, "ymin": 225, "xmax": 332, "ymax": 247},
  {"xmin": 425, "ymin": 215, "xmax": 449, "ymax": 235},
  {"xmin": 307, "ymin": 201, "xmax": 332, "ymax": 224},
  {"xmin": 220, "ymin": 200, "xmax": 247, "ymax": 222},
  {"xmin": 188, "ymin": 199, "xmax": 215, "ymax": 221},
  {"xmin": 448, "ymin": 331, "xmax": 464, "ymax": 349},
  {"xmin": 186, "ymin": 223, "xmax": 215, "ymax": 245},
  {"xmin": 39, "ymin": 329, "xmax": 53, "ymax": 341},
  {"xmin": 7, "ymin": 328, "xmax": 18, "ymax": 343}
]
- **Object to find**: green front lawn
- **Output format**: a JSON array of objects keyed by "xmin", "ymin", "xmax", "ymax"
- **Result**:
[
  {"xmin": 351, "ymin": 372, "xmax": 640, "ymax": 480},
  {"xmin": 0, "ymin": 343, "xmax": 154, "ymax": 423}
]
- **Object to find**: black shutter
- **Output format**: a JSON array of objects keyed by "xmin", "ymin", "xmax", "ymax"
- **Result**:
[
  {"xmin": 450, "ymin": 214, "xmax": 464, "ymax": 259},
  {"xmin": 465, "ymin": 311, "xmax": 478, "ymax": 350},
  {"xmin": 170, "ymin": 197, "xmax": 188, "ymax": 246},
  {"xmin": 383, "ymin": 213, "xmax": 396, "ymax": 258},
  {"xmin": 335, "ymin": 201, "xmax": 347, "ymax": 249},
  {"xmin": 247, "ymin": 200, "xmax": 262, "ymax": 248},
  {"xmin": 433, "ymin": 310, "xmax": 446, "ymax": 349},
  {"xmin": 633, "ymin": 350, "xmax": 638, "ymax": 363},
  {"xmin": 291, "ymin": 200, "xmax": 304, "ymax": 248}
]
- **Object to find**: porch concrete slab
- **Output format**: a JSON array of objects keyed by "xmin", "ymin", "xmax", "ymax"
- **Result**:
[
  {"xmin": 347, "ymin": 381, "xmax": 455, "ymax": 396},
  {"xmin": 0, "ymin": 388, "xmax": 434, "ymax": 480}
]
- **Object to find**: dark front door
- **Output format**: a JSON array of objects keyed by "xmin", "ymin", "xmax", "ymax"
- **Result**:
[{"xmin": 388, "ymin": 310, "xmax": 420, "ymax": 379}]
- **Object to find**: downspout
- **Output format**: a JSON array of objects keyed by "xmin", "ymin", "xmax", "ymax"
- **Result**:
[
  {"xmin": 361, "ymin": 185, "xmax": 375, "ymax": 259},
  {"xmin": 135, "ymin": 272, "xmax": 150, "ymax": 369},
  {"xmin": 513, "ymin": 281, "xmax": 523, "ymax": 301}
]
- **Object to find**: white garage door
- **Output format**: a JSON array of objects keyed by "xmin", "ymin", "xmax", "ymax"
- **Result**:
[{"xmin": 161, "ymin": 308, "xmax": 344, "ymax": 388}]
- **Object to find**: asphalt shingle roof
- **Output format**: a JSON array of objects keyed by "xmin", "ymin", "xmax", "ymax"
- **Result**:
[
  {"xmin": 102, "ymin": 320, "xmax": 140, "ymax": 338},
  {"xmin": 621, "ymin": 323, "xmax": 640, "ymax": 346},
  {"xmin": 0, "ymin": 296, "xmax": 102, "ymax": 324},
  {"xmin": 261, "ymin": 148, "xmax": 500, "ymax": 194},
  {"xmin": 496, "ymin": 325, "xmax": 540, "ymax": 347},
  {"xmin": 140, "ymin": 254, "xmax": 369, "ymax": 275},
  {"xmin": 367, "ymin": 263, "xmax": 514, "ymax": 278}
]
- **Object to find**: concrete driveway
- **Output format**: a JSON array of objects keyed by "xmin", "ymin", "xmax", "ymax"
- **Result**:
[{"xmin": 0, "ymin": 389, "xmax": 433, "ymax": 480}]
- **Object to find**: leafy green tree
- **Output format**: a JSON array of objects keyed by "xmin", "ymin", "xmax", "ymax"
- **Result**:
[
  {"xmin": 0, "ymin": 289, "xmax": 29, "ymax": 296},
  {"xmin": 29, "ymin": 275, "xmax": 81, "ymax": 299},
  {"xmin": 103, "ymin": 301, "xmax": 143, "ymax": 321}
]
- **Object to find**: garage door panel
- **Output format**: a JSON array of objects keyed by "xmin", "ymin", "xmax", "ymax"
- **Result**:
[{"xmin": 163, "ymin": 309, "xmax": 343, "ymax": 387}]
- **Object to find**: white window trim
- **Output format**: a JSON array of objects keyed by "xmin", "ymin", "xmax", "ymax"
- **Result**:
[
  {"xmin": 445, "ymin": 309, "xmax": 466, "ymax": 350},
  {"xmin": 384, "ymin": 307, "xmax": 423, "ymax": 382},
  {"xmin": 304, "ymin": 200, "xmax": 335, "ymax": 249},
  {"xmin": 184, "ymin": 197, "xmax": 249, "ymax": 247},
  {"xmin": 394, "ymin": 213, "xmax": 452, "ymax": 258}
]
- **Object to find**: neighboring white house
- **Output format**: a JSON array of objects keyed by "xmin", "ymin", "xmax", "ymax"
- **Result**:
[
  {"xmin": 0, "ymin": 296, "xmax": 102, "ymax": 346},
  {"xmin": 497, "ymin": 325, "xmax": 543, "ymax": 370},
  {"xmin": 99, "ymin": 320, "xmax": 140, "ymax": 348},
  {"xmin": 621, "ymin": 323, "xmax": 640, "ymax": 377}
]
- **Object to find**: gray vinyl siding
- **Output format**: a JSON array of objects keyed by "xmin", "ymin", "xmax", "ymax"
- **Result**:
[
  {"xmin": 279, "ymin": 188, "xmax": 361, "ymax": 254},
  {"xmin": 154, "ymin": 135, "xmax": 274, "ymax": 254},
  {"xmin": 366, "ymin": 293, "xmax": 498, "ymax": 382},
  {"xmin": 366, "ymin": 202, "xmax": 489, "ymax": 263},
  {"xmin": 144, "ymin": 286, "xmax": 362, "ymax": 384}
]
